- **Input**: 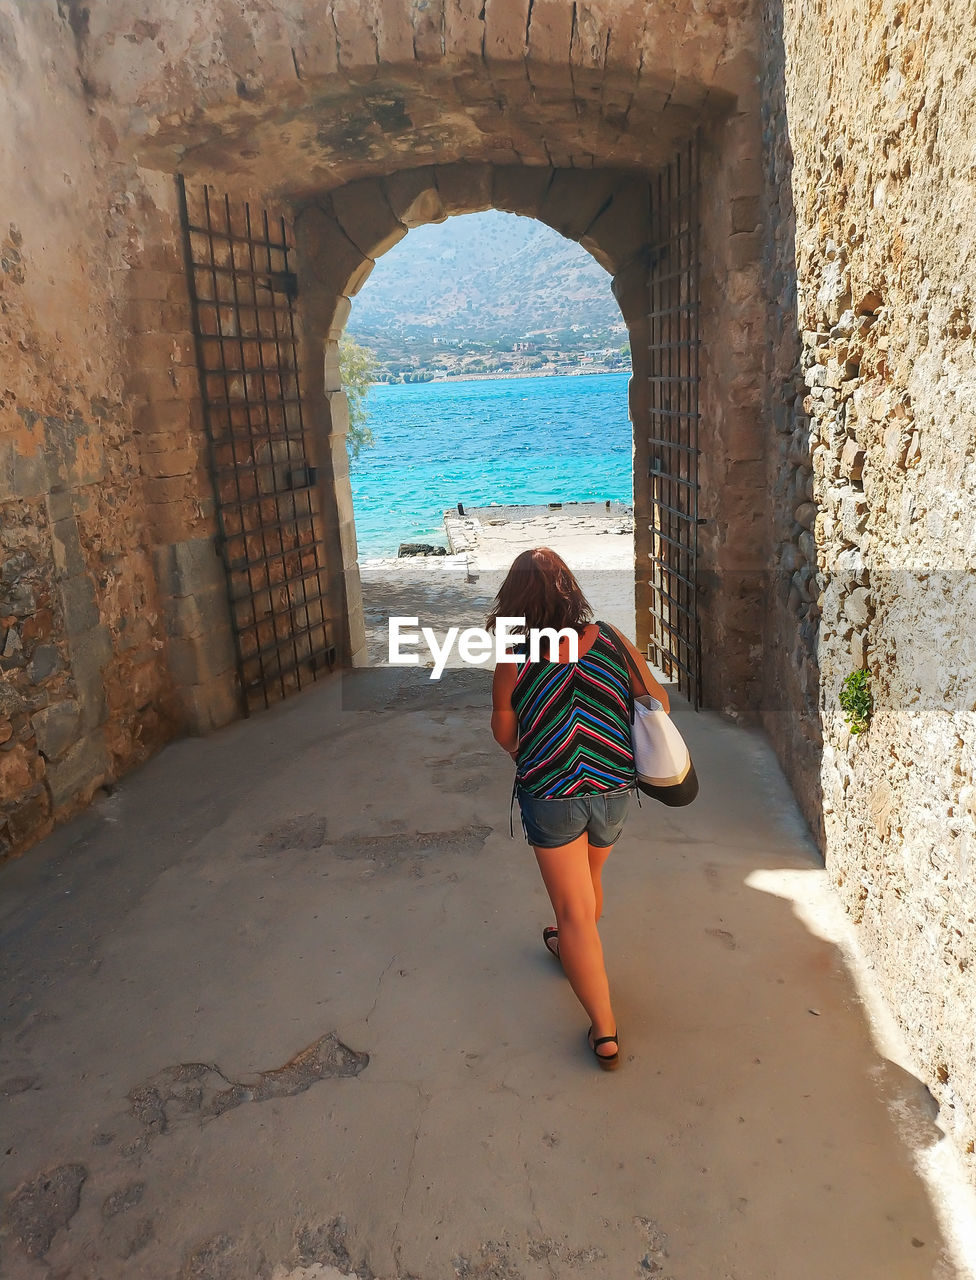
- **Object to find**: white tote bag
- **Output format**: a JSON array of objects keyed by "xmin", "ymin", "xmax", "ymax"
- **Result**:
[{"xmin": 602, "ymin": 625, "xmax": 700, "ymax": 806}]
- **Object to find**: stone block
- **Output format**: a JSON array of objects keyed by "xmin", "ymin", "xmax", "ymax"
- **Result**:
[
  {"xmin": 69, "ymin": 625, "xmax": 113, "ymax": 733},
  {"xmin": 141, "ymin": 445, "xmax": 197, "ymax": 479},
  {"xmin": 31, "ymin": 700, "xmax": 81, "ymax": 762},
  {"xmin": 29, "ymin": 644, "xmax": 62, "ymax": 683},
  {"xmin": 840, "ymin": 436, "xmax": 866, "ymax": 482},
  {"xmin": 153, "ymin": 537, "xmax": 222, "ymax": 601},
  {"xmin": 332, "ymin": 0, "xmax": 381, "ymax": 77},
  {"xmin": 291, "ymin": 15, "xmax": 341, "ymax": 78},
  {"xmin": 148, "ymin": 498, "xmax": 215, "ymax": 545},
  {"xmin": 322, "ymin": 341, "xmax": 343, "ymax": 394},
  {"xmin": 325, "ymin": 391, "xmax": 351, "ymax": 437},
  {"xmin": 491, "ymin": 166, "xmax": 554, "ymax": 219},
  {"xmin": 412, "ymin": 2, "xmax": 444, "ymax": 62},
  {"xmin": 444, "ymin": 0, "xmax": 485, "ymax": 58},
  {"xmin": 326, "ymin": 297, "xmax": 352, "ymax": 343},
  {"xmin": 483, "ymin": 0, "xmax": 529, "ymax": 62},
  {"xmin": 724, "ymin": 408, "xmax": 764, "ymax": 461},
  {"xmin": 382, "ymin": 169, "xmax": 445, "ymax": 228},
  {"xmin": 0, "ymin": 438, "xmax": 48, "ymax": 503},
  {"xmin": 127, "ymin": 332, "xmax": 192, "ymax": 372},
  {"xmin": 179, "ymin": 675, "xmax": 241, "ymax": 735},
  {"xmin": 798, "ymin": 530, "xmax": 817, "ymax": 564},
  {"xmin": 794, "ymin": 502, "xmax": 817, "ymax": 531},
  {"xmin": 294, "ymin": 204, "xmax": 374, "ymax": 297},
  {"xmin": 435, "ymin": 164, "xmax": 494, "ymax": 215},
  {"xmin": 359, "ymin": 0, "xmax": 411, "ymax": 65},
  {"xmin": 124, "ymin": 368, "xmax": 180, "ymax": 403},
  {"xmin": 538, "ymin": 169, "xmax": 619, "ymax": 241},
  {"xmin": 525, "ymin": 0, "xmax": 574, "ymax": 70},
  {"xmin": 570, "ymin": 2, "xmax": 610, "ymax": 70},
  {"xmin": 579, "ymin": 179, "xmax": 650, "ymax": 274},
  {"xmin": 839, "ymin": 490, "xmax": 868, "ymax": 541},
  {"xmin": 45, "ymin": 731, "xmax": 109, "ymax": 811},
  {"xmin": 145, "ymin": 475, "xmax": 192, "ymax": 506},
  {"xmin": 166, "ymin": 636, "xmax": 206, "ymax": 688},
  {"xmin": 844, "ymin": 587, "xmax": 872, "ymax": 627},
  {"xmin": 611, "ymin": 254, "xmax": 651, "ymax": 327},
  {"xmin": 118, "ymin": 269, "xmax": 173, "ymax": 302},
  {"xmin": 329, "ymin": 181, "xmax": 407, "ymax": 258},
  {"xmin": 731, "ymin": 195, "xmax": 761, "ymax": 233},
  {"xmin": 728, "ymin": 231, "xmax": 761, "ymax": 271},
  {"xmin": 48, "ymin": 517, "xmax": 85, "ymax": 579},
  {"xmin": 602, "ymin": 1, "xmax": 645, "ymax": 80},
  {"xmin": 850, "ymin": 629, "xmax": 868, "ymax": 669},
  {"xmin": 58, "ymin": 576, "xmax": 100, "ymax": 638}
]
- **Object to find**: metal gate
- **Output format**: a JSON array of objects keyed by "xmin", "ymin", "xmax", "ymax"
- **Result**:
[
  {"xmin": 177, "ymin": 176, "xmax": 335, "ymax": 714},
  {"xmin": 646, "ymin": 138, "xmax": 702, "ymax": 709}
]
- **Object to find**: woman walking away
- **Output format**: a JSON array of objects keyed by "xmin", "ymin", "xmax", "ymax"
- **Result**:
[{"xmin": 487, "ymin": 547, "xmax": 671, "ymax": 1070}]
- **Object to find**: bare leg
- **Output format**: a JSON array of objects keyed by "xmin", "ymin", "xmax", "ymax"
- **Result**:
[
  {"xmin": 534, "ymin": 834, "xmax": 616, "ymax": 1055},
  {"xmin": 588, "ymin": 842, "xmax": 613, "ymax": 923}
]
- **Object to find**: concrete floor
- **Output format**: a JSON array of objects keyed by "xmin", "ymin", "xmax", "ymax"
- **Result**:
[{"xmin": 0, "ymin": 655, "xmax": 968, "ymax": 1277}]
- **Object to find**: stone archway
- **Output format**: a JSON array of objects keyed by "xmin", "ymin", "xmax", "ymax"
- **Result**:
[
  {"xmin": 291, "ymin": 163, "xmax": 664, "ymax": 671},
  {"xmin": 0, "ymin": 0, "xmax": 768, "ymax": 853}
]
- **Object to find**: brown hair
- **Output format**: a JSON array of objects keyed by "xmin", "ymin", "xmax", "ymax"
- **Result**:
[{"xmin": 485, "ymin": 547, "xmax": 593, "ymax": 635}]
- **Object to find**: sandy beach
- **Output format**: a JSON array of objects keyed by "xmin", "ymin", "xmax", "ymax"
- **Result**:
[{"xmin": 359, "ymin": 504, "xmax": 638, "ymax": 669}]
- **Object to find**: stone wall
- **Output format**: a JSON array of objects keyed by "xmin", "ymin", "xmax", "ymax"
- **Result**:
[
  {"xmin": 0, "ymin": 3, "xmax": 181, "ymax": 856},
  {"xmin": 762, "ymin": 0, "xmax": 976, "ymax": 1171},
  {"xmin": 0, "ymin": 5, "xmax": 242, "ymax": 859}
]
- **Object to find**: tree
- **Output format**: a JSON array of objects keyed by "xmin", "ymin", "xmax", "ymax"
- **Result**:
[{"xmin": 339, "ymin": 335, "xmax": 378, "ymax": 461}]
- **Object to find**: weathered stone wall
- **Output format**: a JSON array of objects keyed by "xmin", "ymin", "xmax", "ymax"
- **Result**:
[
  {"xmin": 0, "ymin": 3, "xmax": 182, "ymax": 855},
  {"xmin": 763, "ymin": 0, "xmax": 976, "ymax": 1171}
]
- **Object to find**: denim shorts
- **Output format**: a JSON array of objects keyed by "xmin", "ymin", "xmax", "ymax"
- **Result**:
[{"xmin": 516, "ymin": 785, "xmax": 634, "ymax": 850}]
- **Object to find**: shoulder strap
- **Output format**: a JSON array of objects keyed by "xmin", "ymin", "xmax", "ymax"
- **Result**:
[{"xmin": 598, "ymin": 622, "xmax": 636, "ymax": 725}]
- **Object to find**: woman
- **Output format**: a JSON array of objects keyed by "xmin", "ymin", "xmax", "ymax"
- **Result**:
[{"xmin": 487, "ymin": 547, "xmax": 671, "ymax": 1070}]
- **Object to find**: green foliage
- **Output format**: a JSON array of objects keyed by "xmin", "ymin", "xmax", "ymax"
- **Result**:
[
  {"xmin": 839, "ymin": 669, "xmax": 873, "ymax": 734},
  {"xmin": 339, "ymin": 336, "xmax": 377, "ymax": 462}
]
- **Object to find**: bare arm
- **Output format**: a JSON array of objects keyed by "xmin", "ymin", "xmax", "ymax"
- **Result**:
[
  {"xmin": 607, "ymin": 625, "xmax": 671, "ymax": 714},
  {"xmin": 491, "ymin": 659, "xmax": 520, "ymax": 755}
]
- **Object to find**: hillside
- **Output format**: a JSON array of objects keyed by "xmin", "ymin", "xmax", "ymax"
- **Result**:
[{"xmin": 345, "ymin": 209, "xmax": 624, "ymax": 349}]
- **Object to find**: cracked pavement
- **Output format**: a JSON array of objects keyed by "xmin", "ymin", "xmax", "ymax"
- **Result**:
[{"xmin": 0, "ymin": 651, "xmax": 965, "ymax": 1278}]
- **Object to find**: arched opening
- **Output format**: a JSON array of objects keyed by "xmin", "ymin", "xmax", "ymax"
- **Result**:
[
  {"xmin": 290, "ymin": 162, "xmax": 714, "ymax": 690},
  {"xmin": 339, "ymin": 206, "xmax": 637, "ymax": 666},
  {"xmin": 62, "ymin": 0, "xmax": 768, "ymax": 770},
  {"xmin": 168, "ymin": 134, "xmax": 765, "ymax": 722}
]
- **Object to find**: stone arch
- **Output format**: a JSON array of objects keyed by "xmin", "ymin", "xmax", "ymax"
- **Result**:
[
  {"xmin": 289, "ymin": 163, "xmax": 661, "ymax": 666},
  {"xmin": 18, "ymin": 0, "xmax": 766, "ymax": 825}
]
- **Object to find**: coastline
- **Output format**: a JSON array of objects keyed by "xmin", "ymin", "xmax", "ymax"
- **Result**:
[{"xmin": 374, "ymin": 366, "xmax": 629, "ymax": 386}]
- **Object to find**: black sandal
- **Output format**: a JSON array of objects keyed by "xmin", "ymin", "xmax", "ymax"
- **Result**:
[
  {"xmin": 542, "ymin": 926, "xmax": 560, "ymax": 960},
  {"xmin": 587, "ymin": 1027, "xmax": 620, "ymax": 1071}
]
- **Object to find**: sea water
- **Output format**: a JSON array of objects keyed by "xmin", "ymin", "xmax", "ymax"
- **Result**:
[{"xmin": 349, "ymin": 371, "xmax": 633, "ymax": 557}]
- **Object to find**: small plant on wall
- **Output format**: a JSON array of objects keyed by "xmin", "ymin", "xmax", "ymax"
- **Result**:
[{"xmin": 839, "ymin": 669, "xmax": 873, "ymax": 734}]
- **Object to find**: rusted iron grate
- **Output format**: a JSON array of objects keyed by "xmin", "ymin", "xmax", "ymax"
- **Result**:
[
  {"xmin": 646, "ymin": 137, "xmax": 702, "ymax": 709},
  {"xmin": 177, "ymin": 176, "xmax": 335, "ymax": 714}
]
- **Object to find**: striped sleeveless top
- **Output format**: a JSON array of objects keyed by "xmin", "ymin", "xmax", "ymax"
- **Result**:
[{"xmin": 511, "ymin": 622, "xmax": 636, "ymax": 798}]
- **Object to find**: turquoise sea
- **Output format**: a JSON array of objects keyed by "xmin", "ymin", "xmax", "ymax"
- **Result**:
[{"xmin": 349, "ymin": 372, "xmax": 633, "ymax": 557}]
